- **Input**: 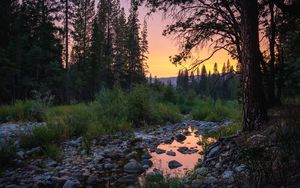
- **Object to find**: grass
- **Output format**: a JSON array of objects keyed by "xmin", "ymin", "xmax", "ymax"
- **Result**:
[
  {"xmin": 191, "ymin": 98, "xmax": 241, "ymax": 122},
  {"xmin": 0, "ymin": 140, "xmax": 16, "ymax": 167},
  {"xmin": 142, "ymin": 172, "xmax": 184, "ymax": 188}
]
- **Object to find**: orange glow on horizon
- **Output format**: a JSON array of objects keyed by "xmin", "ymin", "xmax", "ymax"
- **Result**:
[{"xmin": 122, "ymin": 1, "xmax": 237, "ymax": 78}]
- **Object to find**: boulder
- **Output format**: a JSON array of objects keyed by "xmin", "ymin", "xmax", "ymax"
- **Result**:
[
  {"xmin": 168, "ymin": 160, "xmax": 182, "ymax": 169},
  {"xmin": 166, "ymin": 150, "xmax": 176, "ymax": 156},
  {"xmin": 124, "ymin": 159, "xmax": 144, "ymax": 174},
  {"xmin": 175, "ymin": 134, "xmax": 186, "ymax": 142},
  {"xmin": 177, "ymin": 146, "xmax": 188, "ymax": 154},
  {"xmin": 141, "ymin": 153, "xmax": 152, "ymax": 159},
  {"xmin": 155, "ymin": 148, "xmax": 166, "ymax": 154},
  {"xmin": 141, "ymin": 159, "xmax": 153, "ymax": 168},
  {"xmin": 62, "ymin": 180, "xmax": 80, "ymax": 188}
]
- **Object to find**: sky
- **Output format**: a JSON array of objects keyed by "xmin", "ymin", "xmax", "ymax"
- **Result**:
[{"xmin": 121, "ymin": 1, "xmax": 236, "ymax": 78}]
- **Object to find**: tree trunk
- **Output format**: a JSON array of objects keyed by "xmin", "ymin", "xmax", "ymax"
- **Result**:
[
  {"xmin": 240, "ymin": 0, "xmax": 267, "ymax": 131},
  {"xmin": 268, "ymin": 2, "xmax": 276, "ymax": 106}
]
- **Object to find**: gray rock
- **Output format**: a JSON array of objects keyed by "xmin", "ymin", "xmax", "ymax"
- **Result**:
[
  {"xmin": 196, "ymin": 141, "xmax": 204, "ymax": 146},
  {"xmin": 5, "ymin": 184, "xmax": 21, "ymax": 188},
  {"xmin": 203, "ymin": 175, "xmax": 218, "ymax": 185},
  {"xmin": 52, "ymin": 176, "xmax": 68, "ymax": 187},
  {"xmin": 195, "ymin": 167, "xmax": 208, "ymax": 176},
  {"xmin": 222, "ymin": 170, "xmax": 234, "ymax": 184},
  {"xmin": 87, "ymin": 175, "xmax": 98, "ymax": 185},
  {"xmin": 124, "ymin": 159, "xmax": 144, "ymax": 174},
  {"xmin": 175, "ymin": 134, "xmax": 186, "ymax": 142},
  {"xmin": 206, "ymin": 145, "xmax": 220, "ymax": 158},
  {"xmin": 104, "ymin": 163, "xmax": 115, "ymax": 170},
  {"xmin": 63, "ymin": 180, "xmax": 80, "ymax": 188},
  {"xmin": 16, "ymin": 151, "xmax": 25, "ymax": 159},
  {"xmin": 235, "ymin": 164, "xmax": 246, "ymax": 172},
  {"xmin": 166, "ymin": 150, "xmax": 176, "ymax": 156},
  {"xmin": 177, "ymin": 146, "xmax": 188, "ymax": 154},
  {"xmin": 26, "ymin": 147, "xmax": 41, "ymax": 156},
  {"xmin": 141, "ymin": 159, "xmax": 153, "ymax": 168},
  {"xmin": 168, "ymin": 160, "xmax": 182, "ymax": 169},
  {"xmin": 47, "ymin": 159, "xmax": 58, "ymax": 167},
  {"xmin": 155, "ymin": 148, "xmax": 166, "ymax": 154},
  {"xmin": 141, "ymin": 153, "xmax": 152, "ymax": 159},
  {"xmin": 118, "ymin": 175, "xmax": 138, "ymax": 184}
]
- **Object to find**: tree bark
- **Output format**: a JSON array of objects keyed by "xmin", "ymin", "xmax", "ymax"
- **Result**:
[
  {"xmin": 240, "ymin": 0, "xmax": 267, "ymax": 131},
  {"xmin": 268, "ymin": 2, "xmax": 276, "ymax": 106}
]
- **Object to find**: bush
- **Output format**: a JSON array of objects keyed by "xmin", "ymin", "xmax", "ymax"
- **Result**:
[
  {"xmin": 20, "ymin": 126, "xmax": 57, "ymax": 149},
  {"xmin": 155, "ymin": 103, "xmax": 181, "ymax": 123},
  {"xmin": 0, "ymin": 141, "xmax": 16, "ymax": 167},
  {"xmin": 142, "ymin": 172, "xmax": 184, "ymax": 188},
  {"xmin": 45, "ymin": 144, "xmax": 63, "ymax": 161},
  {"xmin": 63, "ymin": 104, "xmax": 92, "ymax": 137},
  {"xmin": 127, "ymin": 85, "xmax": 156, "ymax": 126},
  {"xmin": 191, "ymin": 99, "xmax": 241, "ymax": 122},
  {"xmin": 0, "ymin": 100, "xmax": 32, "ymax": 122}
]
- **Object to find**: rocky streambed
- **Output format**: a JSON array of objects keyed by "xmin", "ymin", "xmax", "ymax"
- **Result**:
[{"xmin": 0, "ymin": 120, "xmax": 231, "ymax": 188}]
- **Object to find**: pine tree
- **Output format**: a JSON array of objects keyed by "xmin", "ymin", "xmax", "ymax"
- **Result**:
[
  {"xmin": 140, "ymin": 20, "xmax": 149, "ymax": 71},
  {"xmin": 71, "ymin": 0, "xmax": 95, "ymax": 65},
  {"xmin": 113, "ymin": 5, "xmax": 128, "ymax": 87},
  {"xmin": 126, "ymin": 0, "xmax": 145, "ymax": 88}
]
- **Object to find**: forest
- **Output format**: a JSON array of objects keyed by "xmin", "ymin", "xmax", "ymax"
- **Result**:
[{"xmin": 0, "ymin": 0, "xmax": 299, "ymax": 187}]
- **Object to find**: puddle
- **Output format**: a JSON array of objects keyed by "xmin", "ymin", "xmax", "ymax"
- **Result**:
[{"xmin": 145, "ymin": 126, "xmax": 216, "ymax": 177}]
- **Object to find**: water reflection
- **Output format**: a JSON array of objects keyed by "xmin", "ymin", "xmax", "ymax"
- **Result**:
[{"xmin": 146, "ymin": 126, "xmax": 215, "ymax": 177}]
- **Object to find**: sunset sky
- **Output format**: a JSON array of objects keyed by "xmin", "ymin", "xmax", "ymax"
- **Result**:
[{"xmin": 121, "ymin": 1, "xmax": 236, "ymax": 78}]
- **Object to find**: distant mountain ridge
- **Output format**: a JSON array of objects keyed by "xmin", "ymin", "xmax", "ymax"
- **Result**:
[{"xmin": 155, "ymin": 77, "xmax": 177, "ymax": 86}]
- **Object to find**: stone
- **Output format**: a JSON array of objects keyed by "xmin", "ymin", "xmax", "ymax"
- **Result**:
[
  {"xmin": 26, "ymin": 147, "xmax": 41, "ymax": 156},
  {"xmin": 235, "ymin": 164, "xmax": 246, "ymax": 172},
  {"xmin": 118, "ymin": 175, "xmax": 138, "ymax": 184},
  {"xmin": 63, "ymin": 180, "xmax": 80, "ymax": 188},
  {"xmin": 222, "ymin": 170, "xmax": 234, "ymax": 184},
  {"xmin": 16, "ymin": 151, "xmax": 25, "ymax": 159},
  {"xmin": 126, "ymin": 151, "xmax": 138, "ymax": 159},
  {"xmin": 141, "ymin": 159, "xmax": 153, "ymax": 168},
  {"xmin": 175, "ymin": 134, "xmax": 186, "ymax": 142},
  {"xmin": 166, "ymin": 150, "xmax": 176, "ymax": 156},
  {"xmin": 177, "ymin": 146, "xmax": 188, "ymax": 154},
  {"xmin": 5, "ymin": 184, "xmax": 21, "ymax": 188},
  {"xmin": 155, "ymin": 148, "xmax": 166, "ymax": 154},
  {"xmin": 33, "ymin": 181, "xmax": 46, "ymax": 188},
  {"xmin": 124, "ymin": 159, "xmax": 144, "ymax": 174},
  {"xmin": 141, "ymin": 153, "xmax": 152, "ymax": 159},
  {"xmin": 47, "ymin": 159, "xmax": 58, "ymax": 167},
  {"xmin": 87, "ymin": 175, "xmax": 98, "ymax": 185},
  {"xmin": 168, "ymin": 160, "xmax": 182, "ymax": 169},
  {"xmin": 203, "ymin": 175, "xmax": 218, "ymax": 185},
  {"xmin": 195, "ymin": 167, "xmax": 208, "ymax": 176},
  {"xmin": 52, "ymin": 176, "xmax": 68, "ymax": 187},
  {"xmin": 104, "ymin": 163, "xmax": 115, "ymax": 170},
  {"xmin": 206, "ymin": 145, "xmax": 220, "ymax": 158},
  {"xmin": 196, "ymin": 141, "xmax": 204, "ymax": 146}
]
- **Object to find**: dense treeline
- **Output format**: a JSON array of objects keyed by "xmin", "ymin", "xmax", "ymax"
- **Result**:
[
  {"xmin": 176, "ymin": 61, "xmax": 239, "ymax": 100},
  {"xmin": 0, "ymin": 0, "xmax": 148, "ymax": 104}
]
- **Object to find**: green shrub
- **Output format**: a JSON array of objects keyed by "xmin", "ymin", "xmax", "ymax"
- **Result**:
[
  {"xmin": 156, "ymin": 103, "xmax": 181, "ymax": 123},
  {"xmin": 45, "ymin": 144, "xmax": 63, "ymax": 161},
  {"xmin": 142, "ymin": 173, "xmax": 184, "ymax": 188},
  {"xmin": 20, "ymin": 126, "xmax": 57, "ymax": 149},
  {"xmin": 0, "ymin": 141, "xmax": 16, "ymax": 167},
  {"xmin": 127, "ymin": 85, "xmax": 156, "ymax": 126},
  {"xmin": 63, "ymin": 104, "xmax": 92, "ymax": 136},
  {"xmin": 191, "ymin": 99, "xmax": 241, "ymax": 122},
  {"xmin": 162, "ymin": 83, "xmax": 178, "ymax": 104},
  {"xmin": 0, "ymin": 100, "xmax": 32, "ymax": 122}
]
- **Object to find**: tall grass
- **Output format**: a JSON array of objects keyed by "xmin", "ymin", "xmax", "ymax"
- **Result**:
[{"xmin": 191, "ymin": 98, "xmax": 241, "ymax": 122}]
